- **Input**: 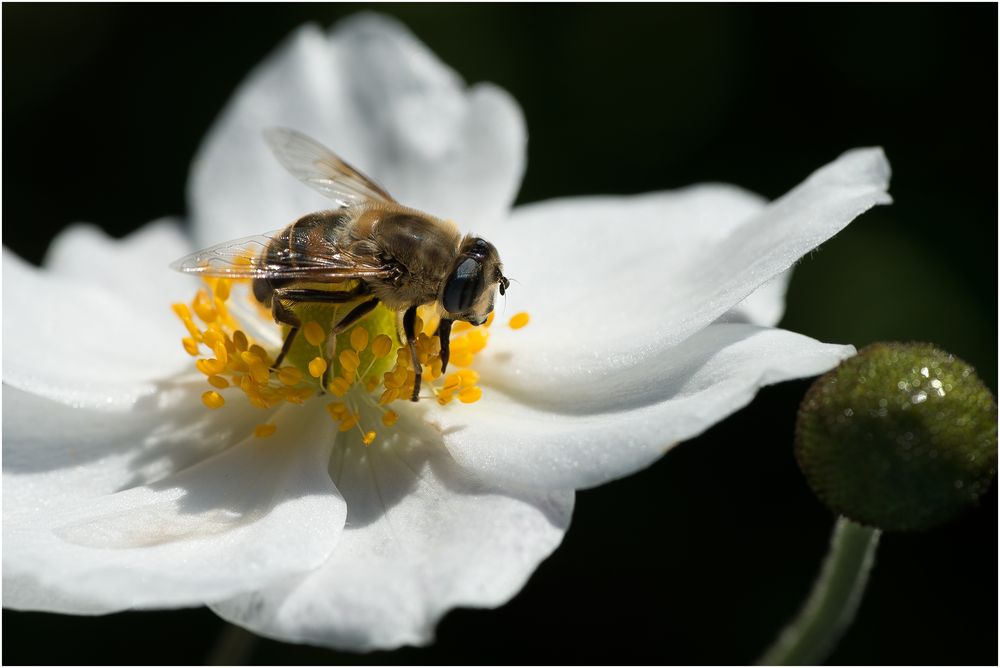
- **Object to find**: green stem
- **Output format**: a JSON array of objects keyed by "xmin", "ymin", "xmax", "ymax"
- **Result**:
[{"xmin": 758, "ymin": 516, "xmax": 881, "ymax": 665}]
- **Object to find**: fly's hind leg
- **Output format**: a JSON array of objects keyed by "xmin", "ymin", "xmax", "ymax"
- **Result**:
[
  {"xmin": 271, "ymin": 299, "xmax": 301, "ymax": 369},
  {"xmin": 269, "ymin": 284, "xmax": 372, "ymax": 370},
  {"xmin": 321, "ymin": 298, "xmax": 380, "ymax": 389}
]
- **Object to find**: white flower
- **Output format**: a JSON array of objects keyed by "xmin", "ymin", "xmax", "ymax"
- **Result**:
[{"xmin": 1, "ymin": 14, "xmax": 891, "ymax": 651}]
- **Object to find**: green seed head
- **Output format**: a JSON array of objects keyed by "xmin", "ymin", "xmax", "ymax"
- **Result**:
[{"xmin": 796, "ymin": 342, "xmax": 997, "ymax": 531}]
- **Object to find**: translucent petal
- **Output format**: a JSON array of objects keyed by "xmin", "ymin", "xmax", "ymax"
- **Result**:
[
  {"xmin": 189, "ymin": 15, "xmax": 525, "ymax": 247},
  {"xmin": 431, "ymin": 323, "xmax": 855, "ymax": 490},
  {"xmin": 213, "ymin": 416, "xmax": 572, "ymax": 651}
]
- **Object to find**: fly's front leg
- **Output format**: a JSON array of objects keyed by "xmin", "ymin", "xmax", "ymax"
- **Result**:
[
  {"xmin": 402, "ymin": 305, "xmax": 421, "ymax": 402},
  {"xmin": 436, "ymin": 318, "xmax": 453, "ymax": 374}
]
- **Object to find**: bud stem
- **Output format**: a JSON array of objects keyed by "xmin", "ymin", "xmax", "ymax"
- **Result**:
[{"xmin": 758, "ymin": 517, "xmax": 881, "ymax": 665}]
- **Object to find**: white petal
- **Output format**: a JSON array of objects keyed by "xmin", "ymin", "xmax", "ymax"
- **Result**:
[
  {"xmin": 189, "ymin": 15, "xmax": 525, "ymax": 246},
  {"xmin": 212, "ymin": 416, "xmax": 572, "ymax": 651},
  {"xmin": 3, "ymin": 393, "xmax": 345, "ymax": 613},
  {"xmin": 431, "ymin": 323, "xmax": 854, "ymax": 491},
  {"xmin": 42, "ymin": 218, "xmax": 195, "ymax": 315},
  {"xmin": 719, "ymin": 269, "xmax": 792, "ymax": 327},
  {"xmin": 484, "ymin": 148, "xmax": 889, "ymax": 394},
  {"xmin": 3, "ymin": 222, "xmax": 199, "ymax": 409}
]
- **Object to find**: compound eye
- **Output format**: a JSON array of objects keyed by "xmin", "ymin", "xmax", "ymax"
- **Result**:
[{"xmin": 443, "ymin": 257, "xmax": 484, "ymax": 313}]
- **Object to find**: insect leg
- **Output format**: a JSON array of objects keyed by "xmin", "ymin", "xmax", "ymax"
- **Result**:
[
  {"xmin": 436, "ymin": 318, "xmax": 453, "ymax": 374},
  {"xmin": 271, "ymin": 299, "xmax": 302, "ymax": 368},
  {"xmin": 269, "ymin": 284, "xmax": 371, "ymax": 369},
  {"xmin": 330, "ymin": 299, "xmax": 379, "ymax": 334},
  {"xmin": 402, "ymin": 305, "xmax": 421, "ymax": 402},
  {"xmin": 321, "ymin": 298, "xmax": 381, "ymax": 390},
  {"xmin": 274, "ymin": 283, "xmax": 371, "ymax": 304}
]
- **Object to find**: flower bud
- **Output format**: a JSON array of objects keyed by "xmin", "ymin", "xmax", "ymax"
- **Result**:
[{"xmin": 796, "ymin": 343, "xmax": 997, "ymax": 531}]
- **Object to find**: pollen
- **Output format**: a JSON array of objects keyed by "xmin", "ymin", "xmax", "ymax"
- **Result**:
[
  {"xmin": 350, "ymin": 326, "xmax": 369, "ymax": 352},
  {"xmin": 202, "ymin": 391, "xmax": 225, "ymax": 409},
  {"xmin": 308, "ymin": 357, "xmax": 328, "ymax": 378},
  {"xmin": 303, "ymin": 321, "xmax": 326, "ymax": 347},
  {"xmin": 174, "ymin": 279, "xmax": 529, "ymax": 449},
  {"xmin": 372, "ymin": 334, "xmax": 393, "ymax": 358},
  {"xmin": 509, "ymin": 312, "xmax": 530, "ymax": 329},
  {"xmin": 254, "ymin": 424, "xmax": 277, "ymax": 438}
]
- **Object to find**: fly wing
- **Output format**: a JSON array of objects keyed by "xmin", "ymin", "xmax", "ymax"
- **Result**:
[
  {"xmin": 263, "ymin": 128, "xmax": 396, "ymax": 206},
  {"xmin": 170, "ymin": 228, "xmax": 395, "ymax": 281}
]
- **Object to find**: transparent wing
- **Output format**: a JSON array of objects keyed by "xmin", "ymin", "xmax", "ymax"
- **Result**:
[
  {"xmin": 263, "ymin": 128, "xmax": 396, "ymax": 206},
  {"xmin": 170, "ymin": 228, "xmax": 395, "ymax": 281}
]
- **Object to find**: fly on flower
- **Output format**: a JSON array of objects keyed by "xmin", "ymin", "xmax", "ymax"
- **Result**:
[{"xmin": 171, "ymin": 128, "xmax": 512, "ymax": 409}]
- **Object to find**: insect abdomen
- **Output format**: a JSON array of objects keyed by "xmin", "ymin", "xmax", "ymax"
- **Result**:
[{"xmin": 252, "ymin": 210, "xmax": 347, "ymax": 306}]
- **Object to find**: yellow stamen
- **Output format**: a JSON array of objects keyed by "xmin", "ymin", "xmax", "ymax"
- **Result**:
[
  {"xmin": 457, "ymin": 369, "xmax": 479, "ymax": 387},
  {"xmin": 254, "ymin": 424, "xmax": 277, "ymax": 438},
  {"xmin": 249, "ymin": 361, "xmax": 270, "ymax": 384},
  {"xmin": 249, "ymin": 344, "xmax": 270, "ymax": 365},
  {"xmin": 458, "ymin": 386, "xmax": 483, "ymax": 403},
  {"xmin": 509, "ymin": 312, "xmax": 530, "ymax": 329},
  {"xmin": 338, "ymin": 414, "xmax": 359, "ymax": 432},
  {"xmin": 214, "ymin": 279, "xmax": 232, "ymax": 301},
  {"xmin": 339, "ymin": 349, "xmax": 361, "ymax": 373},
  {"xmin": 202, "ymin": 391, "xmax": 225, "ymax": 409},
  {"xmin": 277, "ymin": 366, "xmax": 303, "ymax": 386},
  {"xmin": 196, "ymin": 358, "xmax": 227, "ymax": 376},
  {"xmin": 232, "ymin": 330, "xmax": 249, "ymax": 352},
  {"xmin": 182, "ymin": 337, "xmax": 200, "ymax": 356},
  {"xmin": 303, "ymin": 321, "xmax": 326, "ymax": 347},
  {"xmin": 308, "ymin": 357, "xmax": 328, "ymax": 378},
  {"xmin": 179, "ymin": 272, "xmax": 531, "ymax": 444},
  {"xmin": 328, "ymin": 377, "xmax": 351, "ymax": 397},
  {"xmin": 372, "ymin": 334, "xmax": 393, "ymax": 358},
  {"xmin": 350, "ymin": 326, "xmax": 369, "ymax": 352},
  {"xmin": 192, "ymin": 289, "xmax": 217, "ymax": 323}
]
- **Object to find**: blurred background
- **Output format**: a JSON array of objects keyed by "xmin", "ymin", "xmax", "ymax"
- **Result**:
[{"xmin": 3, "ymin": 4, "xmax": 996, "ymax": 664}]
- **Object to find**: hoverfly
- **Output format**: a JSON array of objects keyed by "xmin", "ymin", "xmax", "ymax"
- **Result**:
[{"xmin": 172, "ymin": 129, "xmax": 509, "ymax": 401}]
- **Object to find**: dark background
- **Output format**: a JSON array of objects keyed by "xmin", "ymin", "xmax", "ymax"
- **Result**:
[{"xmin": 3, "ymin": 4, "xmax": 996, "ymax": 665}]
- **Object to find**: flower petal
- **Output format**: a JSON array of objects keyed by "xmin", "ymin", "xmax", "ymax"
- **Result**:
[
  {"xmin": 719, "ymin": 269, "xmax": 793, "ymax": 327},
  {"xmin": 431, "ymin": 323, "xmax": 854, "ymax": 491},
  {"xmin": 484, "ymin": 148, "xmax": 889, "ymax": 395},
  {"xmin": 3, "ymin": 391, "xmax": 345, "ymax": 613},
  {"xmin": 3, "ymin": 221, "xmax": 198, "ymax": 409},
  {"xmin": 42, "ymin": 218, "xmax": 195, "ymax": 317},
  {"xmin": 212, "ymin": 416, "xmax": 572, "ymax": 651},
  {"xmin": 189, "ymin": 14, "xmax": 525, "ymax": 246}
]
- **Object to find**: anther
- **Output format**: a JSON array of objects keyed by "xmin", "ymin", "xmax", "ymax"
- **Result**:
[
  {"xmin": 308, "ymin": 357, "xmax": 327, "ymax": 378},
  {"xmin": 372, "ymin": 334, "xmax": 393, "ymax": 358},
  {"xmin": 202, "ymin": 391, "xmax": 225, "ymax": 409},
  {"xmin": 509, "ymin": 312, "xmax": 530, "ymax": 329},
  {"xmin": 458, "ymin": 386, "xmax": 483, "ymax": 403},
  {"xmin": 303, "ymin": 321, "xmax": 326, "ymax": 347},
  {"xmin": 254, "ymin": 424, "xmax": 277, "ymax": 438},
  {"xmin": 350, "ymin": 326, "xmax": 369, "ymax": 352}
]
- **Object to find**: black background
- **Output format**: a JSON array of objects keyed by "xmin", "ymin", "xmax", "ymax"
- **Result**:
[{"xmin": 3, "ymin": 4, "xmax": 996, "ymax": 665}]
